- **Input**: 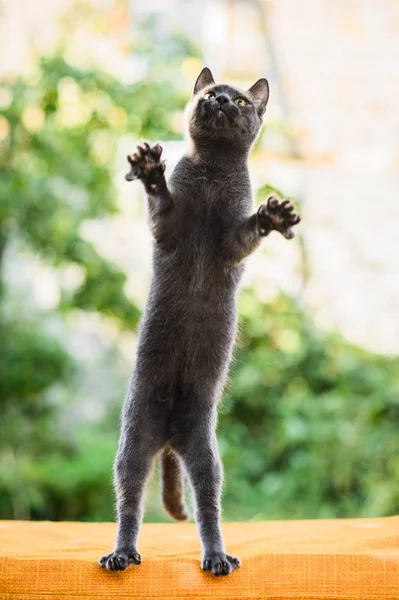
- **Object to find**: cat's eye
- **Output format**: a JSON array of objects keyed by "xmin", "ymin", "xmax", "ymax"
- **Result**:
[
  {"xmin": 203, "ymin": 91, "xmax": 215, "ymax": 99},
  {"xmin": 234, "ymin": 98, "xmax": 247, "ymax": 107}
]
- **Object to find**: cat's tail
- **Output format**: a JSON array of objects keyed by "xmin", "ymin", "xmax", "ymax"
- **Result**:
[{"xmin": 160, "ymin": 446, "xmax": 189, "ymax": 521}]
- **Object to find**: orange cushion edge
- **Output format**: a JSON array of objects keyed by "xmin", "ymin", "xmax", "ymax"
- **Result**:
[{"xmin": 1, "ymin": 517, "xmax": 399, "ymax": 600}]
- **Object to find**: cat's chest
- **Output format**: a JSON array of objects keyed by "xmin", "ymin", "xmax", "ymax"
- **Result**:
[
  {"xmin": 171, "ymin": 157, "xmax": 251, "ymax": 207},
  {"xmin": 177, "ymin": 174, "xmax": 249, "ymax": 222},
  {"xmin": 175, "ymin": 213, "xmax": 217, "ymax": 264},
  {"xmin": 170, "ymin": 158, "xmax": 252, "ymax": 250}
]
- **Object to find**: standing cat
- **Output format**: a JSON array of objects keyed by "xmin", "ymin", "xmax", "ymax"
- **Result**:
[{"xmin": 99, "ymin": 67, "xmax": 300, "ymax": 576}]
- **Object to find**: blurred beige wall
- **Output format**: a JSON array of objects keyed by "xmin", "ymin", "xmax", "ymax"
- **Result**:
[{"xmin": 254, "ymin": 0, "xmax": 399, "ymax": 353}]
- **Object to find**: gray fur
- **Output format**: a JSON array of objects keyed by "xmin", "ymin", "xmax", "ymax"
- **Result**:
[{"xmin": 99, "ymin": 68, "xmax": 300, "ymax": 576}]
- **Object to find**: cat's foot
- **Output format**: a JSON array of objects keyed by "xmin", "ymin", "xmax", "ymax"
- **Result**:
[
  {"xmin": 99, "ymin": 548, "xmax": 142, "ymax": 571},
  {"xmin": 258, "ymin": 196, "xmax": 301, "ymax": 239},
  {"xmin": 201, "ymin": 552, "xmax": 241, "ymax": 576},
  {"xmin": 125, "ymin": 142, "xmax": 165, "ymax": 190}
]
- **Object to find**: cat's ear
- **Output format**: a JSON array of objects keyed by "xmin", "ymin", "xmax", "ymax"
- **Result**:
[
  {"xmin": 193, "ymin": 67, "xmax": 215, "ymax": 95},
  {"xmin": 248, "ymin": 78, "xmax": 269, "ymax": 116}
]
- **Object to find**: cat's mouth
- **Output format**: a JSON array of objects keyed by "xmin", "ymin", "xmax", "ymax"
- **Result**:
[
  {"xmin": 191, "ymin": 102, "xmax": 240, "ymax": 136},
  {"xmin": 209, "ymin": 105, "xmax": 238, "ymax": 128}
]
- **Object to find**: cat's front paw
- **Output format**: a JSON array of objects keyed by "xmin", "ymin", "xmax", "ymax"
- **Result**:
[
  {"xmin": 258, "ymin": 196, "xmax": 301, "ymax": 239},
  {"xmin": 201, "ymin": 552, "xmax": 241, "ymax": 576},
  {"xmin": 125, "ymin": 142, "xmax": 165, "ymax": 189},
  {"xmin": 99, "ymin": 548, "xmax": 141, "ymax": 571}
]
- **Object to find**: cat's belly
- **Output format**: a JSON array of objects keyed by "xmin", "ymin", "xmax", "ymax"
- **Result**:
[{"xmin": 135, "ymin": 279, "xmax": 239, "ymax": 385}]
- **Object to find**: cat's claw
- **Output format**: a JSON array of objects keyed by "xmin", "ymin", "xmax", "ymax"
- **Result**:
[
  {"xmin": 99, "ymin": 549, "xmax": 142, "ymax": 571},
  {"xmin": 201, "ymin": 552, "xmax": 241, "ymax": 576},
  {"xmin": 257, "ymin": 196, "xmax": 301, "ymax": 239},
  {"xmin": 125, "ymin": 142, "xmax": 165, "ymax": 185}
]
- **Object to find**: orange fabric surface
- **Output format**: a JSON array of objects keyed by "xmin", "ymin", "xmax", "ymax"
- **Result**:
[{"xmin": 0, "ymin": 518, "xmax": 399, "ymax": 600}]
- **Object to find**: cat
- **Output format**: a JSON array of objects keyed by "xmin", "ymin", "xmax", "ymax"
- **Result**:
[{"xmin": 99, "ymin": 67, "xmax": 300, "ymax": 577}]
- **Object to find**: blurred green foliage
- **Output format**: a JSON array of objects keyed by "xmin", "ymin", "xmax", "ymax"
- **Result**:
[
  {"xmin": 221, "ymin": 291, "xmax": 399, "ymax": 520},
  {"xmin": 0, "ymin": 37, "xmax": 198, "ymax": 519},
  {"xmin": 0, "ymin": 40, "xmax": 398, "ymax": 524}
]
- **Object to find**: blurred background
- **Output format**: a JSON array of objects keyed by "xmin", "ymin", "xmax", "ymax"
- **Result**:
[{"xmin": 1, "ymin": 0, "xmax": 399, "ymax": 523}]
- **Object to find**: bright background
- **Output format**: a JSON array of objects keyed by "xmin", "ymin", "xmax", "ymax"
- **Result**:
[{"xmin": 1, "ymin": 0, "xmax": 399, "ymax": 523}]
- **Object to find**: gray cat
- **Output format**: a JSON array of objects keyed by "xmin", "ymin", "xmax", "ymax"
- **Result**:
[{"xmin": 99, "ymin": 67, "xmax": 300, "ymax": 576}]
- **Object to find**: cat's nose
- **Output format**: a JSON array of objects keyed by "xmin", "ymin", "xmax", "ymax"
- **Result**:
[{"xmin": 215, "ymin": 94, "xmax": 230, "ymax": 105}]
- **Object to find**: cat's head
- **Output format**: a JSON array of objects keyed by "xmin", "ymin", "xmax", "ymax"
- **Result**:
[{"xmin": 186, "ymin": 67, "xmax": 269, "ymax": 151}]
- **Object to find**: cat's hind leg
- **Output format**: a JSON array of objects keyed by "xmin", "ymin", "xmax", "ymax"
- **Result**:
[
  {"xmin": 99, "ymin": 400, "xmax": 164, "ymax": 571},
  {"xmin": 171, "ymin": 410, "xmax": 240, "ymax": 576}
]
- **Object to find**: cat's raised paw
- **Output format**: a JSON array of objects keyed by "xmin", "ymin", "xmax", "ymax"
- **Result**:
[
  {"xmin": 258, "ymin": 196, "xmax": 301, "ymax": 239},
  {"xmin": 99, "ymin": 549, "xmax": 142, "ymax": 571},
  {"xmin": 201, "ymin": 552, "xmax": 241, "ymax": 576},
  {"xmin": 125, "ymin": 142, "xmax": 165, "ymax": 188}
]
